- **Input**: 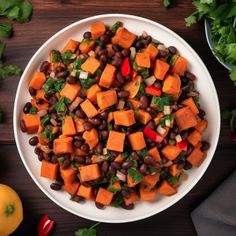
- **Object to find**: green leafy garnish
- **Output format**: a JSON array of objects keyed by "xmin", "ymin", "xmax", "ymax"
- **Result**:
[
  {"xmin": 0, "ymin": 64, "xmax": 22, "ymax": 80},
  {"xmin": 127, "ymin": 168, "xmax": 143, "ymax": 183},
  {"xmin": 111, "ymin": 195, "xmax": 124, "ymax": 207},
  {"xmin": 73, "ymin": 58, "xmax": 86, "ymax": 69},
  {"xmin": 159, "ymin": 114, "xmax": 174, "ymax": 127},
  {"xmin": 54, "ymin": 97, "xmax": 70, "ymax": 114},
  {"xmin": 168, "ymin": 175, "xmax": 180, "ymax": 185},
  {"xmin": 75, "ymin": 222, "xmax": 101, "ymax": 236},
  {"xmin": 41, "ymin": 114, "xmax": 50, "ymax": 127},
  {"xmin": 51, "ymin": 50, "xmax": 62, "ymax": 63},
  {"xmin": 163, "ymin": 0, "xmax": 174, "ymax": 8},
  {"xmin": 79, "ymin": 78, "xmax": 96, "ymax": 89},
  {"xmin": 96, "ymin": 69, "xmax": 102, "ymax": 77},
  {"xmin": 107, "ymin": 123, "xmax": 113, "ymax": 131},
  {"xmin": 42, "ymin": 78, "xmax": 65, "ymax": 93},
  {"xmin": 137, "ymin": 149, "xmax": 147, "ymax": 158},
  {"xmin": 29, "ymin": 106, "xmax": 38, "ymax": 114},
  {"xmin": 222, "ymin": 108, "xmax": 236, "ymax": 133},
  {"xmin": 136, "ymin": 83, "xmax": 146, "ymax": 98},
  {"xmin": 121, "ymin": 151, "xmax": 129, "ymax": 159},
  {"xmin": 152, "ymin": 94, "xmax": 173, "ymax": 111},
  {"xmin": 0, "ymin": 23, "xmax": 12, "ymax": 38},
  {"xmin": 230, "ymin": 66, "xmax": 236, "ymax": 86},
  {"xmin": 42, "ymin": 126, "xmax": 55, "ymax": 142},
  {"xmin": 126, "ymin": 156, "xmax": 138, "ymax": 168},
  {"xmin": 62, "ymin": 50, "xmax": 73, "ymax": 65},
  {"xmin": 111, "ymin": 21, "xmax": 123, "ymax": 33}
]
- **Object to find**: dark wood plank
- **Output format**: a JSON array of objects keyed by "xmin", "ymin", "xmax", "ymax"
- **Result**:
[
  {"xmin": 0, "ymin": 0, "xmax": 233, "ymax": 144},
  {"xmin": 0, "ymin": 144, "xmax": 234, "ymax": 235}
]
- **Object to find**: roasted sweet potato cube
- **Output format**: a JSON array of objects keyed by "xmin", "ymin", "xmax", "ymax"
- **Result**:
[
  {"xmin": 80, "ymin": 99, "xmax": 99, "ymax": 118},
  {"xmin": 79, "ymin": 164, "xmax": 101, "ymax": 182},
  {"xmin": 81, "ymin": 56, "xmax": 100, "ymax": 74},
  {"xmin": 107, "ymin": 130, "xmax": 126, "ymax": 152},
  {"xmin": 187, "ymin": 148, "xmax": 204, "ymax": 166}
]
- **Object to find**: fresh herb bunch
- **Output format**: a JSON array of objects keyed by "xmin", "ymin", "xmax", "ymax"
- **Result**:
[{"xmin": 185, "ymin": 0, "xmax": 236, "ymax": 84}]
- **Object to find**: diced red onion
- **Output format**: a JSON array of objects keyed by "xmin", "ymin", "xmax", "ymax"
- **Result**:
[
  {"xmin": 69, "ymin": 99, "xmax": 79, "ymax": 112},
  {"xmin": 50, "ymin": 118, "xmax": 58, "ymax": 126},
  {"xmin": 116, "ymin": 170, "xmax": 126, "ymax": 182},
  {"xmin": 79, "ymin": 71, "xmax": 88, "ymax": 80},
  {"xmin": 37, "ymin": 109, "xmax": 47, "ymax": 117},
  {"xmin": 117, "ymin": 99, "xmax": 125, "ymax": 110}
]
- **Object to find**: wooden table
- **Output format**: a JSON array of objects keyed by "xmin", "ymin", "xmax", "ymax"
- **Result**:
[{"xmin": 1, "ymin": 0, "xmax": 236, "ymax": 235}]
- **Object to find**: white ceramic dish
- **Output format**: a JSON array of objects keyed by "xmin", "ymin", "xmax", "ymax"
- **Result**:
[
  {"xmin": 204, "ymin": 19, "xmax": 232, "ymax": 70},
  {"xmin": 14, "ymin": 14, "xmax": 220, "ymax": 223}
]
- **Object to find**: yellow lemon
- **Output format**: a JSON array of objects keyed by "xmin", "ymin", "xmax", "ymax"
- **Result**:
[{"xmin": 0, "ymin": 184, "xmax": 23, "ymax": 236}]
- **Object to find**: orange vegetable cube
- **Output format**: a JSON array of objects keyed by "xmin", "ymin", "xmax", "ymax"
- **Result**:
[
  {"xmin": 128, "ymin": 132, "xmax": 146, "ymax": 151},
  {"xmin": 169, "ymin": 164, "xmax": 181, "ymax": 176},
  {"xmin": 40, "ymin": 160, "xmax": 59, "ymax": 180},
  {"xmin": 62, "ymin": 116, "xmax": 76, "ymax": 136},
  {"xmin": 80, "ymin": 99, "xmax": 99, "ymax": 118},
  {"xmin": 62, "ymin": 39, "xmax": 79, "ymax": 53},
  {"xmin": 187, "ymin": 148, "xmax": 204, "ymax": 166},
  {"xmin": 145, "ymin": 43, "xmax": 159, "ymax": 60},
  {"xmin": 81, "ymin": 56, "xmax": 100, "ymax": 74},
  {"xmin": 124, "ymin": 191, "xmax": 139, "ymax": 206},
  {"xmin": 148, "ymin": 147, "xmax": 161, "ymax": 162},
  {"xmin": 79, "ymin": 40, "xmax": 95, "ymax": 54},
  {"xmin": 182, "ymin": 97, "xmax": 199, "ymax": 114},
  {"xmin": 112, "ymin": 27, "xmax": 136, "ymax": 49},
  {"xmin": 97, "ymin": 90, "xmax": 117, "ymax": 110},
  {"xmin": 195, "ymin": 120, "xmax": 208, "ymax": 133},
  {"xmin": 162, "ymin": 74, "xmax": 181, "ymax": 95},
  {"xmin": 74, "ymin": 118, "xmax": 85, "ymax": 133},
  {"xmin": 107, "ymin": 130, "xmax": 125, "ymax": 152},
  {"xmin": 87, "ymin": 84, "xmax": 101, "ymax": 104},
  {"xmin": 174, "ymin": 106, "xmax": 198, "ymax": 131},
  {"xmin": 135, "ymin": 52, "xmax": 151, "ymax": 68},
  {"xmin": 79, "ymin": 164, "xmax": 101, "ymax": 182},
  {"xmin": 95, "ymin": 187, "xmax": 114, "ymax": 206},
  {"xmin": 171, "ymin": 56, "xmax": 188, "ymax": 76},
  {"xmin": 113, "ymin": 110, "xmax": 136, "ymax": 126},
  {"xmin": 82, "ymin": 128, "xmax": 99, "ymax": 149},
  {"xmin": 22, "ymin": 113, "xmax": 40, "ymax": 134},
  {"xmin": 187, "ymin": 130, "xmax": 202, "ymax": 147},
  {"xmin": 77, "ymin": 185, "xmax": 94, "ymax": 200},
  {"xmin": 60, "ymin": 168, "xmax": 78, "ymax": 184},
  {"xmin": 99, "ymin": 64, "xmax": 116, "ymax": 88},
  {"xmin": 29, "ymin": 72, "xmax": 46, "ymax": 90},
  {"xmin": 63, "ymin": 182, "xmax": 80, "ymax": 195},
  {"xmin": 154, "ymin": 59, "xmax": 170, "ymax": 80},
  {"xmin": 136, "ymin": 109, "xmax": 152, "ymax": 125},
  {"xmin": 128, "ymin": 98, "xmax": 141, "ymax": 109},
  {"xmin": 60, "ymin": 83, "xmax": 80, "ymax": 102},
  {"xmin": 139, "ymin": 186, "xmax": 156, "ymax": 201},
  {"xmin": 91, "ymin": 22, "xmax": 106, "ymax": 39},
  {"xmin": 142, "ymin": 173, "xmax": 160, "ymax": 189},
  {"xmin": 153, "ymin": 112, "xmax": 165, "ymax": 125},
  {"xmin": 53, "ymin": 137, "xmax": 73, "ymax": 154},
  {"xmin": 157, "ymin": 180, "xmax": 177, "ymax": 196},
  {"xmin": 161, "ymin": 145, "xmax": 181, "ymax": 160}
]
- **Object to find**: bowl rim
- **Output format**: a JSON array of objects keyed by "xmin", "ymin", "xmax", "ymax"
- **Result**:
[
  {"xmin": 204, "ymin": 19, "xmax": 232, "ymax": 70},
  {"xmin": 13, "ymin": 13, "xmax": 221, "ymax": 223}
]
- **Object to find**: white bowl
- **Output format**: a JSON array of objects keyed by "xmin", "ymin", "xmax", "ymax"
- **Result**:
[
  {"xmin": 204, "ymin": 19, "xmax": 232, "ymax": 70},
  {"xmin": 14, "ymin": 14, "xmax": 220, "ymax": 223}
]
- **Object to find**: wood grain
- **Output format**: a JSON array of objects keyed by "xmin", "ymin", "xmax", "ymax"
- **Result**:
[{"xmin": 0, "ymin": 1, "xmax": 236, "ymax": 235}]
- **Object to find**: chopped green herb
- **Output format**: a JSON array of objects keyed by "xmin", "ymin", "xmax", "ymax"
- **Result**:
[
  {"xmin": 51, "ymin": 50, "xmax": 62, "ymax": 63},
  {"xmin": 168, "ymin": 175, "xmax": 180, "ymax": 185},
  {"xmin": 79, "ymin": 78, "xmax": 96, "ymax": 89},
  {"xmin": 73, "ymin": 58, "xmax": 86, "ymax": 69},
  {"xmin": 138, "ymin": 67, "xmax": 149, "ymax": 79},
  {"xmin": 163, "ymin": 0, "xmax": 174, "ymax": 8},
  {"xmin": 107, "ymin": 123, "xmax": 113, "ymax": 131},
  {"xmin": 94, "ymin": 39, "xmax": 103, "ymax": 46},
  {"xmin": 193, "ymin": 96, "xmax": 200, "ymax": 109},
  {"xmin": 75, "ymin": 222, "xmax": 101, "ymax": 236},
  {"xmin": 57, "ymin": 156, "xmax": 64, "ymax": 164},
  {"xmin": 42, "ymin": 126, "xmax": 55, "ymax": 142},
  {"xmin": 41, "ymin": 114, "xmax": 50, "ymax": 127},
  {"xmin": 149, "ymin": 167, "xmax": 158, "ymax": 174},
  {"xmin": 127, "ymin": 168, "xmax": 143, "ymax": 183},
  {"xmin": 121, "ymin": 151, "xmax": 129, "ymax": 159},
  {"xmin": 168, "ymin": 139, "xmax": 176, "ymax": 145},
  {"xmin": 136, "ymin": 83, "xmax": 146, "ymax": 98},
  {"xmin": 0, "ymin": 64, "xmax": 22, "ymax": 80},
  {"xmin": 126, "ymin": 156, "xmax": 138, "ymax": 168},
  {"xmin": 96, "ymin": 69, "xmax": 102, "ymax": 77},
  {"xmin": 61, "ymin": 50, "xmax": 73, "ymax": 65},
  {"xmin": 152, "ymin": 94, "xmax": 173, "ymax": 111},
  {"xmin": 29, "ymin": 106, "xmax": 38, "ymax": 114},
  {"xmin": 137, "ymin": 149, "xmax": 147, "ymax": 158},
  {"xmin": 160, "ymin": 169, "xmax": 169, "ymax": 180},
  {"xmin": 0, "ymin": 23, "xmax": 12, "ymax": 38},
  {"xmin": 43, "ymin": 78, "xmax": 66, "ymax": 93},
  {"xmin": 111, "ymin": 21, "xmax": 123, "ymax": 33},
  {"xmin": 159, "ymin": 114, "xmax": 174, "ymax": 127},
  {"xmin": 54, "ymin": 97, "xmax": 70, "ymax": 114},
  {"xmin": 111, "ymin": 196, "xmax": 124, "ymax": 207}
]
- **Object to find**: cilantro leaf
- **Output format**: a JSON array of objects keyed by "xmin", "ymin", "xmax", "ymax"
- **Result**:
[
  {"xmin": 41, "ymin": 114, "xmax": 50, "ymax": 127},
  {"xmin": 79, "ymin": 78, "xmax": 96, "ymax": 89},
  {"xmin": 152, "ymin": 94, "xmax": 173, "ymax": 111},
  {"xmin": 42, "ymin": 78, "xmax": 65, "ymax": 93},
  {"xmin": 137, "ymin": 149, "xmax": 147, "ymax": 158},
  {"xmin": 51, "ymin": 50, "xmax": 62, "ymax": 63},
  {"xmin": 0, "ymin": 23, "xmax": 12, "ymax": 38},
  {"xmin": 73, "ymin": 58, "xmax": 86, "ymax": 69},
  {"xmin": 127, "ymin": 168, "xmax": 143, "ymax": 183},
  {"xmin": 54, "ymin": 97, "xmax": 70, "ymax": 114},
  {"xmin": 111, "ymin": 21, "xmax": 123, "ymax": 33},
  {"xmin": 168, "ymin": 175, "xmax": 180, "ymax": 185},
  {"xmin": 29, "ymin": 106, "xmax": 38, "ymax": 114},
  {"xmin": 0, "ymin": 64, "xmax": 22, "ymax": 80},
  {"xmin": 75, "ymin": 222, "xmax": 100, "ymax": 236},
  {"xmin": 159, "ymin": 114, "xmax": 174, "ymax": 127},
  {"xmin": 62, "ymin": 50, "xmax": 74, "ymax": 65},
  {"xmin": 136, "ymin": 83, "xmax": 145, "ymax": 98},
  {"xmin": 42, "ymin": 126, "xmax": 55, "ymax": 142}
]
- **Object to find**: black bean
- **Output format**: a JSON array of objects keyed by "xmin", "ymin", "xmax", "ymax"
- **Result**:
[
  {"xmin": 177, "ymin": 160, "xmax": 185, "ymax": 170},
  {"xmin": 144, "ymin": 155, "xmax": 155, "ymax": 165},
  {"xmin": 115, "ymin": 51, "xmax": 122, "ymax": 58},
  {"xmin": 119, "ymin": 169, "xmax": 127, "ymax": 175},
  {"xmin": 73, "ymin": 195, "xmax": 84, "ymax": 203},
  {"xmin": 44, "ymin": 91, "xmax": 54, "ymax": 100},
  {"xmin": 121, "ymin": 189, "xmax": 131, "ymax": 199},
  {"xmin": 81, "ymin": 143, "xmax": 89, "ymax": 152},
  {"xmin": 79, "ymin": 88, "xmax": 87, "ymax": 98},
  {"xmin": 48, "ymin": 106, "xmax": 56, "ymax": 114},
  {"xmin": 62, "ymin": 159, "xmax": 71, "ymax": 169},
  {"xmin": 85, "ymin": 157, "xmax": 92, "ymax": 165},
  {"xmin": 111, "ymin": 57, "xmax": 123, "ymax": 67},
  {"xmin": 50, "ymin": 182, "xmax": 62, "ymax": 191},
  {"xmin": 170, "ymin": 132, "xmax": 176, "ymax": 140},
  {"xmin": 97, "ymin": 49, "xmax": 107, "ymax": 57},
  {"xmin": 95, "ymin": 142, "xmax": 103, "ymax": 154},
  {"xmin": 51, "ymin": 155, "xmax": 58, "ymax": 163},
  {"xmin": 139, "ymin": 163, "xmax": 147, "ymax": 174},
  {"xmin": 116, "ymin": 71, "xmax": 125, "ymax": 84},
  {"xmin": 74, "ymin": 156, "xmax": 85, "ymax": 164},
  {"xmin": 110, "ymin": 151, "xmax": 119, "ymax": 157},
  {"xmin": 20, "ymin": 120, "xmax": 27, "ymax": 132},
  {"xmin": 95, "ymin": 45, "xmax": 103, "ymax": 54},
  {"xmin": 83, "ymin": 121, "xmax": 93, "ymax": 131},
  {"xmin": 75, "ymin": 109, "xmax": 86, "ymax": 118},
  {"xmin": 101, "ymin": 160, "xmax": 109, "ymax": 173},
  {"xmin": 100, "ymin": 35, "xmax": 109, "ymax": 44},
  {"xmin": 112, "ymin": 44, "xmax": 121, "ymax": 52},
  {"xmin": 146, "ymin": 107, "xmax": 157, "ymax": 116},
  {"xmin": 121, "ymin": 49, "xmax": 130, "ymax": 57},
  {"xmin": 63, "ymin": 153, "xmax": 71, "ymax": 160},
  {"xmin": 118, "ymin": 90, "xmax": 130, "ymax": 99},
  {"xmin": 168, "ymin": 46, "xmax": 177, "ymax": 54},
  {"xmin": 55, "ymin": 66, "xmax": 65, "ymax": 73},
  {"xmin": 29, "ymin": 87, "xmax": 36, "ymax": 96},
  {"xmin": 56, "ymin": 71, "xmax": 67, "ymax": 78},
  {"xmin": 131, "ymin": 151, "xmax": 139, "ymax": 160},
  {"xmin": 29, "ymin": 136, "xmax": 39, "ymax": 146},
  {"xmin": 99, "ymin": 111, "xmax": 108, "ymax": 119},
  {"xmin": 38, "ymin": 152, "xmax": 44, "ymax": 161},
  {"xmin": 101, "ymin": 130, "xmax": 109, "ymax": 139},
  {"xmin": 23, "ymin": 102, "xmax": 32, "ymax": 114},
  {"xmin": 74, "ymin": 140, "xmax": 83, "ymax": 148},
  {"xmin": 67, "ymin": 75, "xmax": 77, "ymax": 84},
  {"xmin": 108, "ymin": 165, "xmax": 116, "ymax": 175},
  {"xmin": 135, "ymin": 40, "xmax": 144, "ymax": 49},
  {"xmin": 99, "ymin": 54, "xmax": 107, "ymax": 63},
  {"xmin": 111, "ymin": 161, "xmax": 121, "ymax": 170},
  {"xmin": 98, "ymin": 120, "xmax": 107, "ymax": 130},
  {"xmin": 34, "ymin": 147, "xmax": 41, "ymax": 155},
  {"xmin": 153, "ymin": 81, "xmax": 162, "ymax": 89},
  {"xmin": 36, "ymin": 98, "xmax": 44, "ymax": 105},
  {"xmin": 95, "ymin": 202, "xmax": 104, "ymax": 209},
  {"xmin": 147, "ymin": 120, "xmax": 155, "ymax": 130},
  {"xmin": 183, "ymin": 161, "xmax": 192, "ymax": 170},
  {"xmin": 181, "ymin": 131, "xmax": 188, "ymax": 140},
  {"xmin": 40, "ymin": 61, "xmax": 50, "ymax": 73},
  {"xmin": 88, "ymin": 118, "xmax": 101, "ymax": 126},
  {"xmin": 148, "ymin": 142, "xmax": 156, "ymax": 148},
  {"xmin": 140, "ymin": 96, "xmax": 148, "ymax": 109},
  {"xmin": 49, "ymin": 96, "xmax": 58, "ymax": 105},
  {"xmin": 105, "ymin": 30, "xmax": 114, "ymax": 38},
  {"xmin": 122, "ymin": 161, "xmax": 132, "ymax": 169},
  {"xmin": 145, "ymin": 35, "xmax": 152, "ymax": 44},
  {"xmin": 74, "ymin": 135, "xmax": 83, "ymax": 141},
  {"xmin": 43, "ymin": 152, "xmax": 50, "ymax": 161},
  {"xmin": 121, "ymin": 203, "xmax": 134, "ymax": 210},
  {"xmin": 198, "ymin": 109, "xmax": 206, "ymax": 119},
  {"xmin": 201, "ymin": 141, "xmax": 210, "ymax": 151},
  {"xmin": 83, "ymin": 31, "xmax": 91, "ymax": 38},
  {"xmin": 185, "ymin": 71, "xmax": 196, "ymax": 81}
]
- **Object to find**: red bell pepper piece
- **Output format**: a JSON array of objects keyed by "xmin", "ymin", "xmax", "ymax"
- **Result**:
[
  {"xmin": 176, "ymin": 140, "xmax": 188, "ymax": 152},
  {"xmin": 37, "ymin": 214, "xmax": 55, "ymax": 236},
  {"xmin": 143, "ymin": 126, "xmax": 164, "ymax": 143},
  {"xmin": 145, "ymin": 86, "xmax": 162, "ymax": 96},
  {"xmin": 130, "ymin": 68, "xmax": 137, "ymax": 80},
  {"xmin": 121, "ymin": 57, "xmax": 130, "ymax": 77}
]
